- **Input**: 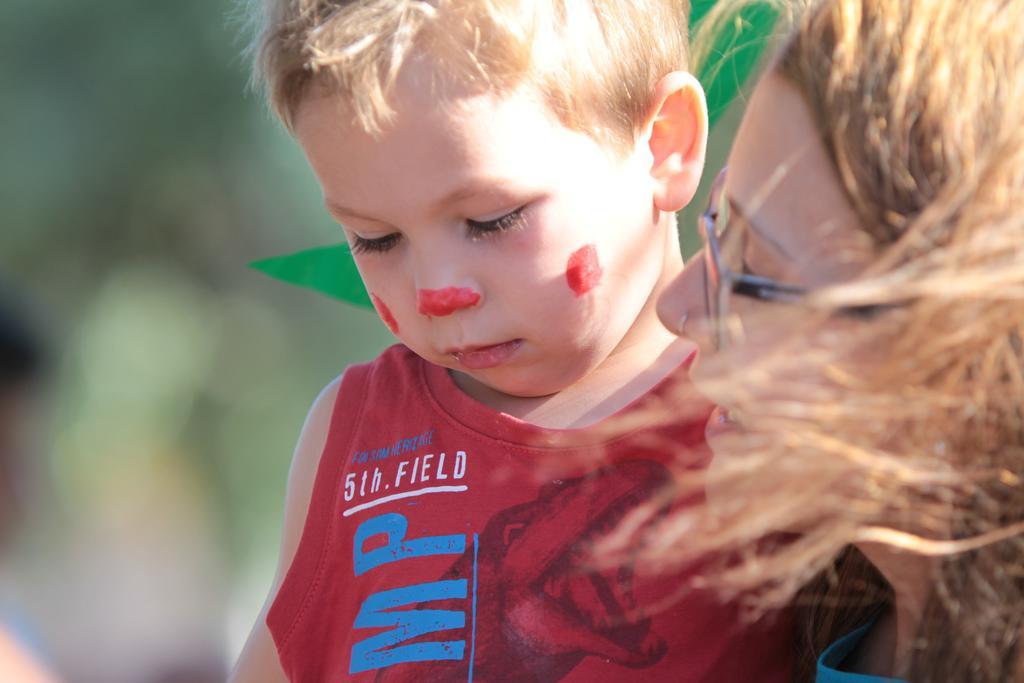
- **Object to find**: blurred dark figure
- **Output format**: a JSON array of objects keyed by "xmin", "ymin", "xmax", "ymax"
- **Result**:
[
  {"xmin": 0, "ymin": 291, "xmax": 57, "ymax": 682},
  {"xmin": 0, "ymin": 294, "xmax": 43, "ymax": 545}
]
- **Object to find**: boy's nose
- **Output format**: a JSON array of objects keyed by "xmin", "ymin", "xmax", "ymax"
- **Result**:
[{"xmin": 417, "ymin": 287, "xmax": 482, "ymax": 317}]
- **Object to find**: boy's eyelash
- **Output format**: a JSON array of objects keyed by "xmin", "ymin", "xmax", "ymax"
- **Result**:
[
  {"xmin": 467, "ymin": 206, "xmax": 527, "ymax": 238},
  {"xmin": 349, "ymin": 206, "xmax": 527, "ymax": 255},
  {"xmin": 351, "ymin": 233, "xmax": 401, "ymax": 255}
]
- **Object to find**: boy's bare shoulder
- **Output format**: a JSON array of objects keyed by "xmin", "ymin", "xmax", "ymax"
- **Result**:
[
  {"xmin": 227, "ymin": 372, "xmax": 347, "ymax": 683},
  {"xmin": 283, "ymin": 345, "xmax": 414, "ymax": 553},
  {"xmin": 292, "ymin": 345, "xmax": 409, "ymax": 466},
  {"xmin": 264, "ymin": 369, "xmax": 347, "ymax": 605},
  {"xmin": 231, "ymin": 351, "xmax": 427, "ymax": 680},
  {"xmin": 291, "ymin": 374, "xmax": 344, "ymax": 481}
]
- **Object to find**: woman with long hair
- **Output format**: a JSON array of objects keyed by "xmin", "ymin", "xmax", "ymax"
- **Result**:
[{"xmin": 648, "ymin": 0, "xmax": 1024, "ymax": 680}]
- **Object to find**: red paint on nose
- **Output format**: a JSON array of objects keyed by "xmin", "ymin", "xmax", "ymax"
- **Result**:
[
  {"xmin": 566, "ymin": 244, "xmax": 602, "ymax": 296},
  {"xmin": 370, "ymin": 293, "xmax": 400, "ymax": 334},
  {"xmin": 417, "ymin": 287, "xmax": 481, "ymax": 316}
]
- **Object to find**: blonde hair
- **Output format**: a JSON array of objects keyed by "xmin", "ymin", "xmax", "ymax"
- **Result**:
[
  {"xmin": 250, "ymin": 0, "xmax": 690, "ymax": 149},
  {"xmin": 615, "ymin": 0, "xmax": 1024, "ymax": 680}
]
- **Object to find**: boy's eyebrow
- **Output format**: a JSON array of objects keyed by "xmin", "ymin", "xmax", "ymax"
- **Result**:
[
  {"xmin": 325, "ymin": 179, "xmax": 525, "ymax": 224},
  {"xmin": 432, "ymin": 181, "xmax": 510, "ymax": 210},
  {"xmin": 325, "ymin": 201, "xmax": 387, "ymax": 224}
]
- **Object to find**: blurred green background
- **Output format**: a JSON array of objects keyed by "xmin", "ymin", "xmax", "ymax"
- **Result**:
[{"xmin": 0, "ymin": 1, "xmax": 744, "ymax": 680}]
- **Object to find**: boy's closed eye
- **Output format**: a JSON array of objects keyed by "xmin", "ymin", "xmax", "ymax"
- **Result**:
[
  {"xmin": 350, "ymin": 231, "xmax": 402, "ymax": 255},
  {"xmin": 348, "ymin": 205, "xmax": 530, "ymax": 255},
  {"xmin": 466, "ymin": 204, "xmax": 528, "ymax": 238}
]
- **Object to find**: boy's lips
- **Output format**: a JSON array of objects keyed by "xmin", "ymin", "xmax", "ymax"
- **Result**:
[{"xmin": 450, "ymin": 339, "xmax": 523, "ymax": 370}]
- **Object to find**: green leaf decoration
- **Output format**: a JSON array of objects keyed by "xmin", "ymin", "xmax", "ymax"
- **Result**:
[
  {"xmin": 250, "ymin": 243, "xmax": 372, "ymax": 309},
  {"xmin": 252, "ymin": 1, "xmax": 778, "ymax": 310}
]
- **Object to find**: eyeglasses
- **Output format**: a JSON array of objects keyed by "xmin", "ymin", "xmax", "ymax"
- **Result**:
[
  {"xmin": 699, "ymin": 178, "xmax": 805, "ymax": 350},
  {"xmin": 699, "ymin": 173, "xmax": 885, "ymax": 349}
]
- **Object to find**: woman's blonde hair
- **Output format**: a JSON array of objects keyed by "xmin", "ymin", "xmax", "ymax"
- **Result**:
[
  {"xmin": 249, "ymin": 0, "xmax": 690, "ymax": 149},
  {"xmin": 624, "ymin": 0, "xmax": 1024, "ymax": 680}
]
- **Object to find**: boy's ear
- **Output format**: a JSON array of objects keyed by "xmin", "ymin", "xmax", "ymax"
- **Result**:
[{"xmin": 644, "ymin": 71, "xmax": 708, "ymax": 213}]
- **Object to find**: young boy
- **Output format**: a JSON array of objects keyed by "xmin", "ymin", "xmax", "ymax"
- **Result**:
[{"xmin": 232, "ymin": 1, "xmax": 793, "ymax": 681}]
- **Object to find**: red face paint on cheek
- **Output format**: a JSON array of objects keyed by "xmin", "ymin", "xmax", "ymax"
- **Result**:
[
  {"xmin": 370, "ymin": 293, "xmax": 400, "ymax": 334},
  {"xmin": 566, "ymin": 244, "xmax": 603, "ymax": 297},
  {"xmin": 416, "ymin": 287, "xmax": 481, "ymax": 316}
]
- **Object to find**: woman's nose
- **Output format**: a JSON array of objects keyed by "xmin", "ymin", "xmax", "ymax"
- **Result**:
[{"xmin": 658, "ymin": 254, "xmax": 708, "ymax": 341}]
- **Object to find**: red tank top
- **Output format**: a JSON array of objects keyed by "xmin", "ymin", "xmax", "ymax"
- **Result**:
[{"xmin": 267, "ymin": 345, "xmax": 793, "ymax": 682}]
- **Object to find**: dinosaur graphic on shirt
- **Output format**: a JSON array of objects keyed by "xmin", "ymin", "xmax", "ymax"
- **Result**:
[{"xmin": 376, "ymin": 459, "xmax": 673, "ymax": 683}]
